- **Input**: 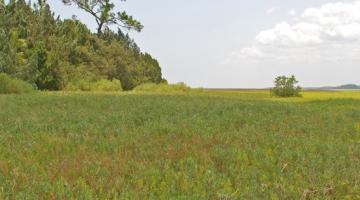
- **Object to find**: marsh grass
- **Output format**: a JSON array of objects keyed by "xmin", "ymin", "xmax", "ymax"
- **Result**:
[
  {"xmin": 0, "ymin": 90, "xmax": 359, "ymax": 199},
  {"xmin": 133, "ymin": 82, "xmax": 191, "ymax": 93}
]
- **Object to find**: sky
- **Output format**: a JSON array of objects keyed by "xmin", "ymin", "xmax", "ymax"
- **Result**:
[{"xmin": 48, "ymin": 0, "xmax": 360, "ymax": 88}]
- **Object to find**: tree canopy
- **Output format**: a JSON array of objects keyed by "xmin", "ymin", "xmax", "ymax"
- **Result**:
[
  {"xmin": 271, "ymin": 75, "xmax": 302, "ymax": 97},
  {"xmin": 62, "ymin": 0, "xmax": 143, "ymax": 35},
  {"xmin": 0, "ymin": 0, "xmax": 163, "ymax": 91}
]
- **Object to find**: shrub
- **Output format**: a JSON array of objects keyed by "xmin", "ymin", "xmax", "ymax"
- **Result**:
[
  {"xmin": 0, "ymin": 73, "xmax": 34, "ymax": 94},
  {"xmin": 65, "ymin": 79, "xmax": 92, "ymax": 91},
  {"xmin": 134, "ymin": 82, "xmax": 191, "ymax": 93},
  {"xmin": 65, "ymin": 79, "xmax": 122, "ymax": 92},
  {"xmin": 271, "ymin": 75, "xmax": 302, "ymax": 97},
  {"xmin": 90, "ymin": 79, "xmax": 123, "ymax": 92}
]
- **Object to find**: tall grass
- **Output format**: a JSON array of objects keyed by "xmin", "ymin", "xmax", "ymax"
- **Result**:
[
  {"xmin": 0, "ymin": 73, "xmax": 34, "ymax": 94},
  {"xmin": 134, "ymin": 82, "xmax": 191, "ymax": 93},
  {"xmin": 0, "ymin": 91, "xmax": 359, "ymax": 199}
]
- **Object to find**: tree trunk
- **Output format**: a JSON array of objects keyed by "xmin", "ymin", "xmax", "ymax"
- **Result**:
[{"xmin": 97, "ymin": 22, "xmax": 104, "ymax": 36}]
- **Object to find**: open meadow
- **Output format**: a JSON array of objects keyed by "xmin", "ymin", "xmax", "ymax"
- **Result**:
[{"xmin": 0, "ymin": 90, "xmax": 360, "ymax": 199}]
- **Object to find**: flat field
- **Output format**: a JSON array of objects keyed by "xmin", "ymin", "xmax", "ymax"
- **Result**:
[{"xmin": 0, "ymin": 90, "xmax": 360, "ymax": 199}]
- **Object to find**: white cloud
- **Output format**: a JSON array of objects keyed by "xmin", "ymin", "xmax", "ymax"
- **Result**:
[
  {"xmin": 256, "ymin": 22, "xmax": 323, "ymax": 46},
  {"xmin": 240, "ymin": 47, "xmax": 265, "ymax": 58},
  {"xmin": 266, "ymin": 7, "xmax": 277, "ymax": 15},
  {"xmin": 238, "ymin": 0, "xmax": 360, "ymax": 62},
  {"xmin": 288, "ymin": 9, "xmax": 297, "ymax": 16}
]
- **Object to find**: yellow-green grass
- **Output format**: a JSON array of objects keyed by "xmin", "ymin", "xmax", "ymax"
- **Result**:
[{"xmin": 0, "ymin": 90, "xmax": 360, "ymax": 199}]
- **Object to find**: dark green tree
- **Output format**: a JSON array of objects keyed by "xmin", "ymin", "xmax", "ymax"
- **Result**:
[
  {"xmin": 271, "ymin": 75, "xmax": 302, "ymax": 97},
  {"xmin": 0, "ymin": 0, "xmax": 163, "ymax": 91}
]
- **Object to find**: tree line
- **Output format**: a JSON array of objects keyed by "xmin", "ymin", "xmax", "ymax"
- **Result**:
[{"xmin": 0, "ymin": 0, "xmax": 164, "ymax": 91}]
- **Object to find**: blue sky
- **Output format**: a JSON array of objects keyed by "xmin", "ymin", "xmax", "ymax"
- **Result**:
[{"xmin": 49, "ymin": 0, "xmax": 360, "ymax": 88}]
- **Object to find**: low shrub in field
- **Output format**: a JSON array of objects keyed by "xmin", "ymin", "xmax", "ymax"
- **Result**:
[
  {"xmin": 271, "ymin": 75, "xmax": 302, "ymax": 97},
  {"xmin": 134, "ymin": 82, "xmax": 191, "ymax": 93},
  {"xmin": 0, "ymin": 73, "xmax": 34, "ymax": 94},
  {"xmin": 90, "ymin": 79, "xmax": 123, "ymax": 92},
  {"xmin": 64, "ymin": 79, "xmax": 91, "ymax": 91},
  {"xmin": 65, "ymin": 79, "xmax": 123, "ymax": 92}
]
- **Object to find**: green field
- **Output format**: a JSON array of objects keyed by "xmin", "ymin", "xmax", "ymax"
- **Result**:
[{"xmin": 0, "ymin": 90, "xmax": 360, "ymax": 199}]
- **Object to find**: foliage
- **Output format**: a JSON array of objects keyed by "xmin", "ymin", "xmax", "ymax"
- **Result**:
[
  {"xmin": 271, "ymin": 75, "xmax": 302, "ymax": 97},
  {"xmin": 90, "ymin": 79, "xmax": 122, "ymax": 91},
  {"xmin": 0, "ymin": 90, "xmax": 360, "ymax": 199},
  {"xmin": 65, "ymin": 78, "xmax": 122, "ymax": 91},
  {"xmin": 134, "ymin": 82, "xmax": 191, "ymax": 93},
  {"xmin": 0, "ymin": 73, "xmax": 33, "ymax": 94},
  {"xmin": 0, "ymin": 0, "xmax": 163, "ymax": 91},
  {"xmin": 62, "ymin": 0, "xmax": 143, "ymax": 35}
]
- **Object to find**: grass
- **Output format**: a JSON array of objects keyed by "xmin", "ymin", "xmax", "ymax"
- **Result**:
[
  {"xmin": 133, "ymin": 82, "xmax": 191, "ymax": 93},
  {"xmin": 0, "ymin": 90, "xmax": 360, "ymax": 199}
]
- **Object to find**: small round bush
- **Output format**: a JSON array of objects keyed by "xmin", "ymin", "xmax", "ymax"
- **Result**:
[
  {"xmin": 271, "ymin": 75, "xmax": 302, "ymax": 97},
  {"xmin": 0, "ymin": 73, "xmax": 34, "ymax": 94}
]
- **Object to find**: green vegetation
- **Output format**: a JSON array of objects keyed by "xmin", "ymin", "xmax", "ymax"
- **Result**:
[
  {"xmin": 63, "ymin": 0, "xmax": 143, "ymax": 35},
  {"xmin": 134, "ymin": 82, "xmax": 191, "ymax": 93},
  {"xmin": 0, "ymin": 90, "xmax": 359, "ymax": 199},
  {"xmin": 0, "ymin": 0, "xmax": 163, "ymax": 91},
  {"xmin": 0, "ymin": 73, "xmax": 33, "ymax": 94},
  {"xmin": 65, "ymin": 79, "xmax": 122, "ymax": 92},
  {"xmin": 271, "ymin": 75, "xmax": 302, "ymax": 97},
  {"xmin": 1, "ymin": 1, "xmax": 359, "ymax": 199}
]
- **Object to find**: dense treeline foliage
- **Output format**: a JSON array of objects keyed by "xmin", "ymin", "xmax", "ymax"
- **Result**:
[{"xmin": 0, "ymin": 0, "xmax": 163, "ymax": 91}]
